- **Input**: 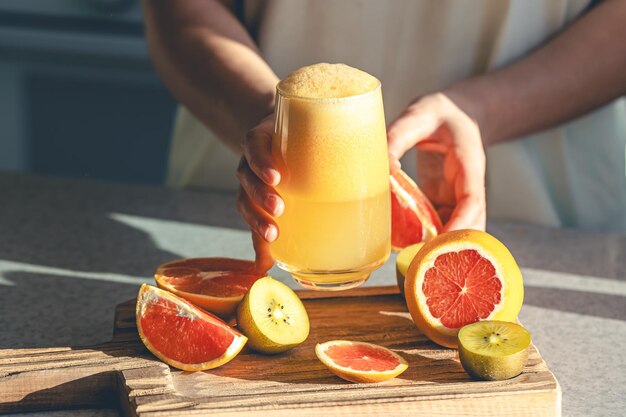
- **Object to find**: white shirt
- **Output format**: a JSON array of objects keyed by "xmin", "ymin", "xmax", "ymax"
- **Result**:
[{"xmin": 167, "ymin": 0, "xmax": 626, "ymax": 231}]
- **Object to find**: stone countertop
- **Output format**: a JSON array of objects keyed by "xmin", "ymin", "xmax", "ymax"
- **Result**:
[{"xmin": 1, "ymin": 172, "xmax": 625, "ymax": 417}]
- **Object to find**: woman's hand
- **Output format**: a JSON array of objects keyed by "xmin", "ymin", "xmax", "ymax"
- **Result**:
[
  {"xmin": 387, "ymin": 93, "xmax": 486, "ymax": 231},
  {"xmin": 239, "ymin": 92, "xmax": 486, "ymax": 271},
  {"xmin": 236, "ymin": 114, "xmax": 282, "ymax": 272}
]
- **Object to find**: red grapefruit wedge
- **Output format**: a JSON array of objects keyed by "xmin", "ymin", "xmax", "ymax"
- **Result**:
[
  {"xmin": 155, "ymin": 258, "xmax": 264, "ymax": 319},
  {"xmin": 405, "ymin": 230, "xmax": 524, "ymax": 348},
  {"xmin": 390, "ymin": 169, "xmax": 442, "ymax": 251},
  {"xmin": 136, "ymin": 284, "xmax": 247, "ymax": 371},
  {"xmin": 315, "ymin": 340, "xmax": 408, "ymax": 383}
]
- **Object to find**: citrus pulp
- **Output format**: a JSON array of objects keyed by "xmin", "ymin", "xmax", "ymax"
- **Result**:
[
  {"xmin": 405, "ymin": 229, "xmax": 524, "ymax": 348},
  {"xmin": 136, "ymin": 284, "xmax": 247, "ymax": 371},
  {"xmin": 390, "ymin": 169, "xmax": 442, "ymax": 251},
  {"xmin": 155, "ymin": 257, "xmax": 264, "ymax": 318},
  {"xmin": 315, "ymin": 340, "xmax": 408, "ymax": 383}
]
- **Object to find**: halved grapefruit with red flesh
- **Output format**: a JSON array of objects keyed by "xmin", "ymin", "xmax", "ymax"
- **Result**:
[
  {"xmin": 315, "ymin": 340, "xmax": 408, "ymax": 383},
  {"xmin": 404, "ymin": 230, "xmax": 524, "ymax": 348},
  {"xmin": 155, "ymin": 258, "xmax": 264, "ymax": 319},
  {"xmin": 390, "ymin": 169, "xmax": 442, "ymax": 251},
  {"xmin": 136, "ymin": 284, "xmax": 247, "ymax": 371}
]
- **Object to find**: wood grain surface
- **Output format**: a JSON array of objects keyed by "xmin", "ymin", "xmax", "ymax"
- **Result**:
[{"xmin": 0, "ymin": 286, "xmax": 561, "ymax": 416}]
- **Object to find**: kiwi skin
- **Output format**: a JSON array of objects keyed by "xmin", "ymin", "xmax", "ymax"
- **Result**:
[
  {"xmin": 457, "ymin": 321, "xmax": 531, "ymax": 381},
  {"xmin": 458, "ymin": 346, "xmax": 528, "ymax": 381},
  {"xmin": 236, "ymin": 278, "xmax": 309, "ymax": 354}
]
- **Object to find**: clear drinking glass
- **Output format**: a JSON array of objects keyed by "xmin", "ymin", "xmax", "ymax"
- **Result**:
[{"xmin": 270, "ymin": 79, "xmax": 391, "ymax": 290}]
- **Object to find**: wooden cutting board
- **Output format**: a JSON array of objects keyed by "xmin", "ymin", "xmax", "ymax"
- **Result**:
[{"xmin": 0, "ymin": 286, "xmax": 560, "ymax": 416}]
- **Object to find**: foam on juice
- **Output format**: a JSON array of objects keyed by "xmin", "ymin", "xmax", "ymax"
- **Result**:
[
  {"xmin": 278, "ymin": 63, "xmax": 379, "ymax": 99},
  {"xmin": 274, "ymin": 63, "xmax": 388, "ymax": 201}
]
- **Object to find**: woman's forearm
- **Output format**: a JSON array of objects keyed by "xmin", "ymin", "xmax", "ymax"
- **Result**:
[
  {"xmin": 141, "ymin": 0, "xmax": 279, "ymax": 153},
  {"xmin": 446, "ymin": 0, "xmax": 626, "ymax": 146}
]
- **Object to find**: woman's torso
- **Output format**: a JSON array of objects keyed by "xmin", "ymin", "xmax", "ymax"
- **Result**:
[{"xmin": 168, "ymin": 0, "xmax": 626, "ymax": 231}]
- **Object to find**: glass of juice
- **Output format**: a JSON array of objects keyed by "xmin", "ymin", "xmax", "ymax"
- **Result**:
[{"xmin": 271, "ymin": 63, "xmax": 391, "ymax": 290}]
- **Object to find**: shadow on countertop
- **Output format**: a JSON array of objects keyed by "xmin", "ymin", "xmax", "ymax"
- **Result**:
[
  {"xmin": 0, "ymin": 173, "xmax": 249, "ymax": 348},
  {"xmin": 0, "ymin": 271, "xmax": 140, "ymax": 348},
  {"xmin": 0, "ymin": 172, "xmax": 247, "ymax": 277}
]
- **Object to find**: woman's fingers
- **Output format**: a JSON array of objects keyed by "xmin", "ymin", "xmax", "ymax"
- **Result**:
[
  {"xmin": 236, "ymin": 187, "xmax": 278, "ymax": 242},
  {"xmin": 442, "ymin": 192, "xmax": 486, "ymax": 231},
  {"xmin": 389, "ymin": 93, "xmax": 486, "ymax": 232},
  {"xmin": 237, "ymin": 158, "xmax": 284, "ymax": 217},
  {"xmin": 242, "ymin": 115, "xmax": 280, "ymax": 186},
  {"xmin": 436, "ymin": 206, "xmax": 455, "ymax": 225},
  {"xmin": 239, "ymin": 114, "xmax": 282, "ymax": 268},
  {"xmin": 387, "ymin": 97, "xmax": 442, "ymax": 160},
  {"xmin": 251, "ymin": 230, "xmax": 274, "ymax": 274},
  {"xmin": 444, "ymin": 121, "xmax": 486, "ymax": 231}
]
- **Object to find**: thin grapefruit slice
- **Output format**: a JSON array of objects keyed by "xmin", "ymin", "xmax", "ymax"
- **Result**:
[
  {"xmin": 315, "ymin": 340, "xmax": 408, "ymax": 383},
  {"xmin": 154, "ymin": 257, "xmax": 264, "ymax": 319},
  {"xmin": 404, "ymin": 230, "xmax": 524, "ymax": 348},
  {"xmin": 390, "ymin": 169, "xmax": 442, "ymax": 251},
  {"xmin": 136, "ymin": 284, "xmax": 247, "ymax": 371}
]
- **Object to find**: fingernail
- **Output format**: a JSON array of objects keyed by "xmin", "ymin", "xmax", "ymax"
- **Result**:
[
  {"xmin": 274, "ymin": 197, "xmax": 284, "ymax": 216},
  {"xmin": 263, "ymin": 168, "xmax": 280, "ymax": 186},
  {"xmin": 264, "ymin": 194, "xmax": 284, "ymax": 217},
  {"xmin": 260, "ymin": 223, "xmax": 277, "ymax": 242}
]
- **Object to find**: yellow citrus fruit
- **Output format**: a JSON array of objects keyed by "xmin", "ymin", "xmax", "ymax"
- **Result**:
[{"xmin": 405, "ymin": 229, "xmax": 524, "ymax": 348}]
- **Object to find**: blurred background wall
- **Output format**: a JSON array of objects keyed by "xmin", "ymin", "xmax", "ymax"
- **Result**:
[{"xmin": 0, "ymin": 0, "xmax": 177, "ymax": 184}]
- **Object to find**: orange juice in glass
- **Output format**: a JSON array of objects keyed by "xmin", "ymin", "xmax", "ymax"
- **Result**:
[{"xmin": 271, "ymin": 63, "xmax": 391, "ymax": 290}]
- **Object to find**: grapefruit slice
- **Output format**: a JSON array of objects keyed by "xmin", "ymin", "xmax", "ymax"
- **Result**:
[
  {"xmin": 136, "ymin": 284, "xmax": 247, "ymax": 371},
  {"xmin": 154, "ymin": 258, "xmax": 264, "ymax": 319},
  {"xmin": 315, "ymin": 340, "xmax": 408, "ymax": 383},
  {"xmin": 390, "ymin": 169, "xmax": 442, "ymax": 251},
  {"xmin": 404, "ymin": 230, "xmax": 524, "ymax": 348}
]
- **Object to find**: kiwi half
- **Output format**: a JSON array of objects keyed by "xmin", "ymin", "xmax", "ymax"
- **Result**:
[
  {"xmin": 236, "ymin": 277, "xmax": 310, "ymax": 354},
  {"xmin": 395, "ymin": 242, "xmax": 424, "ymax": 296},
  {"xmin": 457, "ymin": 320, "xmax": 531, "ymax": 381}
]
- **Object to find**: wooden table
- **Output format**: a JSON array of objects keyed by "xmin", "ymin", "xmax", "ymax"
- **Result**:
[{"xmin": 0, "ymin": 173, "xmax": 624, "ymax": 416}]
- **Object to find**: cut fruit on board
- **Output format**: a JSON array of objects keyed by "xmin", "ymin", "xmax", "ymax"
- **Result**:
[
  {"xmin": 136, "ymin": 284, "xmax": 247, "ymax": 371},
  {"xmin": 458, "ymin": 320, "xmax": 531, "ymax": 381},
  {"xmin": 395, "ymin": 242, "xmax": 425, "ymax": 296},
  {"xmin": 154, "ymin": 257, "xmax": 265, "ymax": 319},
  {"xmin": 405, "ymin": 229, "xmax": 524, "ymax": 348},
  {"xmin": 237, "ymin": 277, "xmax": 310, "ymax": 354},
  {"xmin": 390, "ymin": 169, "xmax": 442, "ymax": 251},
  {"xmin": 315, "ymin": 340, "xmax": 408, "ymax": 383}
]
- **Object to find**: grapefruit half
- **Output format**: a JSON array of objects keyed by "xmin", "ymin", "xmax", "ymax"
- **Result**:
[
  {"xmin": 404, "ymin": 230, "xmax": 524, "ymax": 348},
  {"xmin": 390, "ymin": 169, "xmax": 442, "ymax": 251},
  {"xmin": 315, "ymin": 340, "xmax": 408, "ymax": 383},
  {"xmin": 136, "ymin": 284, "xmax": 247, "ymax": 371},
  {"xmin": 154, "ymin": 258, "xmax": 264, "ymax": 318}
]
